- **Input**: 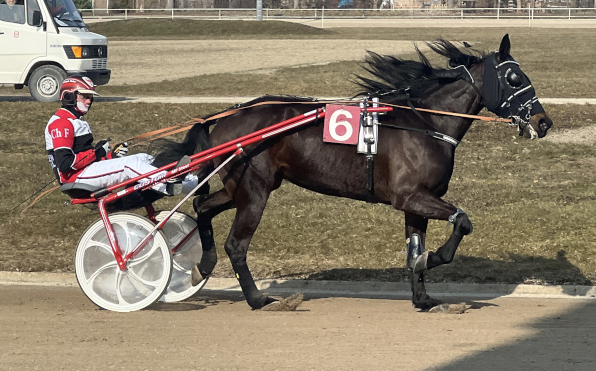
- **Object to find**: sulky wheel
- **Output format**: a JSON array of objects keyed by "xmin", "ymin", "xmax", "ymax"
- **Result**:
[
  {"xmin": 74, "ymin": 213, "xmax": 172, "ymax": 312},
  {"xmin": 155, "ymin": 211, "xmax": 206, "ymax": 303}
]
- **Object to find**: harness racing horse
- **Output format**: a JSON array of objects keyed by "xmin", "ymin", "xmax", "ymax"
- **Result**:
[{"xmin": 157, "ymin": 34, "xmax": 553, "ymax": 310}]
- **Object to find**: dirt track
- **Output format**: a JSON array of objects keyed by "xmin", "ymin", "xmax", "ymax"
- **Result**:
[
  {"xmin": 1, "ymin": 285, "xmax": 595, "ymax": 370},
  {"xmin": 107, "ymin": 40, "xmax": 419, "ymax": 86}
]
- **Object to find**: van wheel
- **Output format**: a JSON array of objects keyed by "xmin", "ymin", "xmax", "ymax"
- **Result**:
[{"xmin": 29, "ymin": 66, "xmax": 66, "ymax": 102}]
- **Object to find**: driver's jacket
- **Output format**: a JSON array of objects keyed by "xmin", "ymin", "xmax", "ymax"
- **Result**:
[{"xmin": 44, "ymin": 108, "xmax": 110, "ymax": 184}]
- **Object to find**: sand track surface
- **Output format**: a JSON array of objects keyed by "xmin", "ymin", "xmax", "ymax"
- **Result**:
[
  {"xmin": 108, "ymin": 39, "xmax": 419, "ymax": 85},
  {"xmin": 1, "ymin": 285, "xmax": 596, "ymax": 370}
]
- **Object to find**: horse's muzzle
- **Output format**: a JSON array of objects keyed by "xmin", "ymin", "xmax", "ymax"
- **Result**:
[{"xmin": 528, "ymin": 112, "xmax": 553, "ymax": 138}]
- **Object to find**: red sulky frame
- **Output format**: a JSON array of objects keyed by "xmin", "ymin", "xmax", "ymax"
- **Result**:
[{"xmin": 69, "ymin": 105, "xmax": 393, "ymax": 272}]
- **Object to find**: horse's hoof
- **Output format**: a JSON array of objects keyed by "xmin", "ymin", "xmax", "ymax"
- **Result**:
[
  {"xmin": 413, "ymin": 295, "xmax": 443, "ymax": 311},
  {"xmin": 260, "ymin": 294, "xmax": 303, "ymax": 311},
  {"xmin": 191, "ymin": 265, "xmax": 203, "ymax": 286}
]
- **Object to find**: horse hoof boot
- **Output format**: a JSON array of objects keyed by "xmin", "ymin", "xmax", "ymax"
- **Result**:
[{"xmin": 406, "ymin": 233, "xmax": 424, "ymax": 271}]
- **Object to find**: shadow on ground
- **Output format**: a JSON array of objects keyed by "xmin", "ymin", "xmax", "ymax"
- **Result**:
[
  {"xmin": 434, "ymin": 301, "xmax": 596, "ymax": 371},
  {"xmin": 245, "ymin": 250, "xmax": 594, "ymax": 303},
  {"xmin": 302, "ymin": 250, "xmax": 592, "ymax": 286}
]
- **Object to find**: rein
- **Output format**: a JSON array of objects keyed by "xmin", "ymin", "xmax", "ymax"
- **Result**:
[
  {"xmin": 17, "ymin": 98, "xmax": 506, "ymax": 214},
  {"xmin": 124, "ymin": 98, "xmax": 511, "ymax": 148}
]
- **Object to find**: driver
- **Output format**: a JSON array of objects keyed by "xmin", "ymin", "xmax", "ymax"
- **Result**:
[
  {"xmin": 44, "ymin": 75, "xmax": 198, "ymax": 196},
  {"xmin": 0, "ymin": 0, "xmax": 25, "ymax": 24}
]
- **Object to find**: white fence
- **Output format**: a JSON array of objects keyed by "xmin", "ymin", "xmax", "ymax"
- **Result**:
[{"xmin": 80, "ymin": 7, "xmax": 596, "ymax": 20}]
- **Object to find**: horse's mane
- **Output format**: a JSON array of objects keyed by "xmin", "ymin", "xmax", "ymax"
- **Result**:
[{"xmin": 354, "ymin": 39, "xmax": 486, "ymax": 98}]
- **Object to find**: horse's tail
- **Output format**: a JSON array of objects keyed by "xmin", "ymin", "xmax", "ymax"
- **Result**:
[{"xmin": 150, "ymin": 122, "xmax": 213, "ymax": 195}]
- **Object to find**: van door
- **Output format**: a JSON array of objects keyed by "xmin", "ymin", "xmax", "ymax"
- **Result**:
[{"xmin": 0, "ymin": 0, "xmax": 46, "ymax": 84}]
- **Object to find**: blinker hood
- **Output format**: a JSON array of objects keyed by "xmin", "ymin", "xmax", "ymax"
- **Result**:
[{"xmin": 481, "ymin": 53, "xmax": 544, "ymax": 119}]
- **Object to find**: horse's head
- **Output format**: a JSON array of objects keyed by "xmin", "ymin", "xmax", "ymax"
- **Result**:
[{"xmin": 481, "ymin": 34, "xmax": 553, "ymax": 139}]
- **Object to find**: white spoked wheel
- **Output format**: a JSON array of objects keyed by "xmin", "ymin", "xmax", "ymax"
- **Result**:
[
  {"xmin": 155, "ymin": 211, "xmax": 205, "ymax": 303},
  {"xmin": 75, "ymin": 213, "xmax": 172, "ymax": 312}
]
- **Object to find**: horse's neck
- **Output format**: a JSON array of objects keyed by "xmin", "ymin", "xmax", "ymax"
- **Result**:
[{"xmin": 419, "ymin": 64, "xmax": 485, "ymax": 141}]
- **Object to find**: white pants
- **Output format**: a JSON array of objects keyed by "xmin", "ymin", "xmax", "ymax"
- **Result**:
[{"xmin": 74, "ymin": 153, "xmax": 198, "ymax": 195}]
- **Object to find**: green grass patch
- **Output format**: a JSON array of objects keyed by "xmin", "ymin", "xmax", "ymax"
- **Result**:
[{"xmin": 1, "ymin": 101, "xmax": 596, "ymax": 285}]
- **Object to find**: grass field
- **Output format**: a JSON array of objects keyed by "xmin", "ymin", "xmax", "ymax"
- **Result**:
[
  {"xmin": 1, "ymin": 20, "xmax": 595, "ymax": 285},
  {"xmin": 3, "ymin": 22, "xmax": 596, "ymax": 97},
  {"xmin": 91, "ymin": 23, "xmax": 596, "ymax": 98},
  {"xmin": 1, "ymin": 101, "xmax": 596, "ymax": 285}
]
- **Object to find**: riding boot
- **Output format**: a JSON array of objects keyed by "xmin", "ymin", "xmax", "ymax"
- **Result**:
[{"xmin": 166, "ymin": 155, "xmax": 191, "ymax": 196}]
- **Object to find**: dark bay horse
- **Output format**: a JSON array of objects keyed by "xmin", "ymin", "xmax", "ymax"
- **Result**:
[{"xmin": 157, "ymin": 34, "xmax": 553, "ymax": 310}]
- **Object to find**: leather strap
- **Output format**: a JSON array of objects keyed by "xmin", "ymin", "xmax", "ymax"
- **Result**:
[{"xmin": 125, "ymin": 98, "xmax": 511, "ymax": 148}]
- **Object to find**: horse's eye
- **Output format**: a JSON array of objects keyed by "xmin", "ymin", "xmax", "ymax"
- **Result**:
[{"xmin": 507, "ymin": 71, "xmax": 522, "ymax": 88}]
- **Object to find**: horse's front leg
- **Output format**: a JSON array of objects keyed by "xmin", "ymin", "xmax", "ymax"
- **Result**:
[
  {"xmin": 395, "ymin": 191, "xmax": 473, "ymax": 309},
  {"xmin": 404, "ymin": 213, "xmax": 441, "ymax": 310},
  {"xmin": 409, "ymin": 208, "xmax": 473, "ymax": 274}
]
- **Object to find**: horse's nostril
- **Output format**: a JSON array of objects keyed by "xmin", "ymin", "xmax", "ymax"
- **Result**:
[{"xmin": 539, "ymin": 119, "xmax": 552, "ymax": 131}]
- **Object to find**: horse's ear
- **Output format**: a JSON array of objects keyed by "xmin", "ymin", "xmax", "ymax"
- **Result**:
[{"xmin": 498, "ymin": 34, "xmax": 511, "ymax": 61}]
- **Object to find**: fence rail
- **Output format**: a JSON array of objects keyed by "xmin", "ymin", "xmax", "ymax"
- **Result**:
[{"xmin": 80, "ymin": 7, "xmax": 596, "ymax": 20}]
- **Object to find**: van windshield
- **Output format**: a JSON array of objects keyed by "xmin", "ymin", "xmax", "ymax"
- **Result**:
[{"xmin": 44, "ymin": 0, "xmax": 85, "ymax": 27}]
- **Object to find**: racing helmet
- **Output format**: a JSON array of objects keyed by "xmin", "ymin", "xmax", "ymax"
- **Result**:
[{"xmin": 60, "ymin": 75, "xmax": 99, "ymax": 108}]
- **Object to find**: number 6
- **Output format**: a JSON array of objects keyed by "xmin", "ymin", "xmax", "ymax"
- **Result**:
[{"xmin": 328, "ymin": 109, "xmax": 353, "ymax": 142}]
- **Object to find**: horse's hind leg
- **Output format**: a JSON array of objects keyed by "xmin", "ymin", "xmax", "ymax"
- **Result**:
[
  {"xmin": 225, "ymin": 185, "xmax": 277, "ymax": 309},
  {"xmin": 191, "ymin": 189, "xmax": 236, "ymax": 284}
]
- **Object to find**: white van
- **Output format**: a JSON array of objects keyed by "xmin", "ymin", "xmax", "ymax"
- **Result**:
[{"xmin": 0, "ymin": 0, "xmax": 110, "ymax": 102}]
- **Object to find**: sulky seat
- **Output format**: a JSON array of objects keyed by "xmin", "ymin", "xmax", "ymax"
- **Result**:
[{"xmin": 59, "ymin": 182, "xmax": 101, "ymax": 199}]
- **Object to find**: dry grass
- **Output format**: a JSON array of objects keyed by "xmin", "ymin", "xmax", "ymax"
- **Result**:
[
  {"xmin": 2, "ymin": 25, "xmax": 594, "ymax": 97},
  {"xmin": 1, "ymin": 22, "xmax": 595, "ymax": 284},
  {"xmin": 92, "ymin": 25, "xmax": 596, "ymax": 98},
  {"xmin": 88, "ymin": 19, "xmax": 336, "ymax": 39},
  {"xmin": 1, "ymin": 101, "xmax": 596, "ymax": 286}
]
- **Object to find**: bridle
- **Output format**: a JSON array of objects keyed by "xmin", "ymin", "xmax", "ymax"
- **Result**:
[{"xmin": 477, "ymin": 53, "xmax": 544, "ymax": 139}]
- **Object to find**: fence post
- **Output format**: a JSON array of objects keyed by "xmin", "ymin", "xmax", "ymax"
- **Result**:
[
  {"xmin": 568, "ymin": 7, "xmax": 571, "ymax": 20},
  {"xmin": 125, "ymin": 8, "xmax": 127, "ymax": 19},
  {"xmin": 497, "ymin": 7, "xmax": 499, "ymax": 20},
  {"xmin": 219, "ymin": 9, "xmax": 221, "ymax": 19},
  {"xmin": 171, "ymin": 8, "xmax": 174, "ymax": 19},
  {"xmin": 322, "ymin": 6, "xmax": 324, "ymax": 28},
  {"xmin": 461, "ymin": 9, "xmax": 463, "ymax": 19},
  {"xmin": 256, "ymin": 0, "xmax": 262, "ymax": 20}
]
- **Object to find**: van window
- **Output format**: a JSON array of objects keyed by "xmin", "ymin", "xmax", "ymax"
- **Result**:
[
  {"xmin": 26, "ymin": 0, "xmax": 40, "ymax": 26},
  {"xmin": 0, "ymin": 0, "xmax": 26, "ymax": 24},
  {"xmin": 45, "ymin": 0, "xmax": 84, "ymax": 27}
]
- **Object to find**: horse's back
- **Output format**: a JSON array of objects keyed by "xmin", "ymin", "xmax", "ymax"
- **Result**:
[{"xmin": 209, "ymin": 102, "xmax": 454, "ymax": 203}]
